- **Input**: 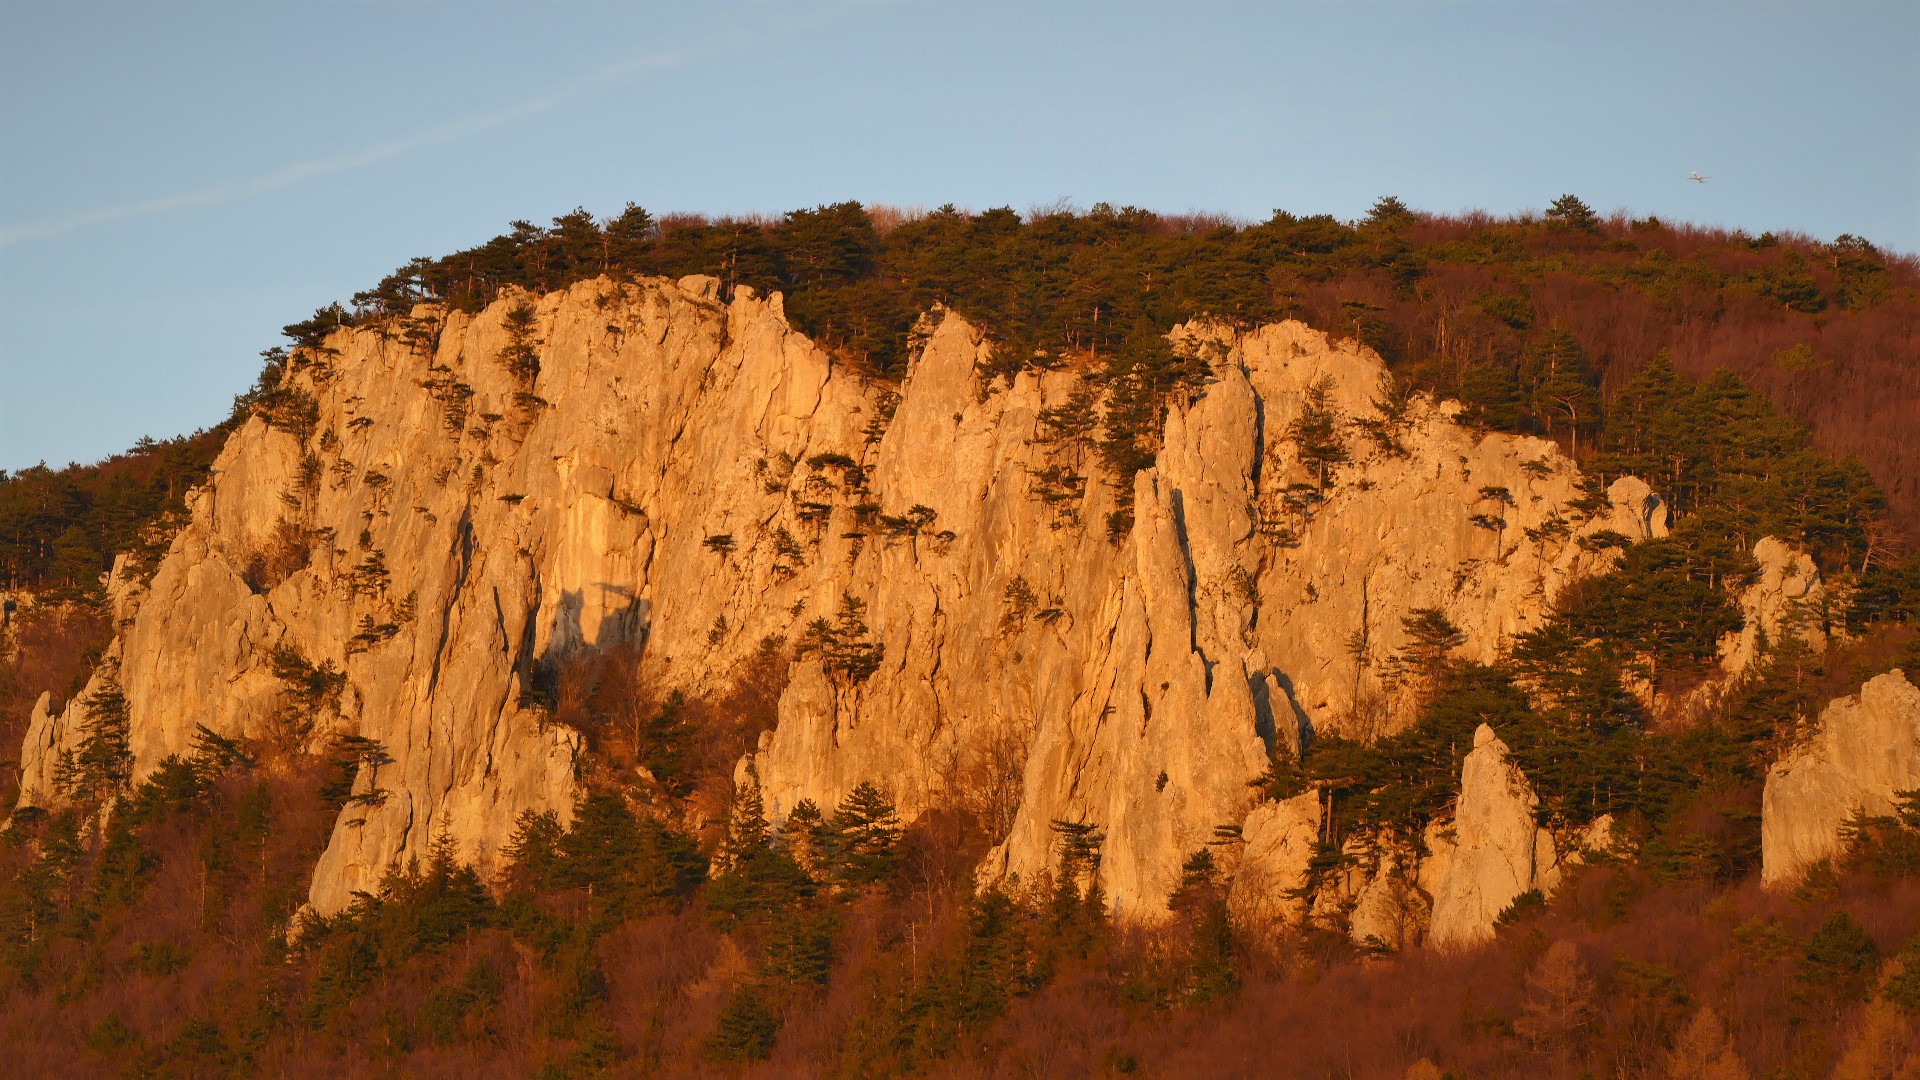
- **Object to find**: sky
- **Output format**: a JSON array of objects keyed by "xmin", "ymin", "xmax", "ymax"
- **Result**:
[{"xmin": 2, "ymin": 0, "xmax": 1915, "ymax": 473}]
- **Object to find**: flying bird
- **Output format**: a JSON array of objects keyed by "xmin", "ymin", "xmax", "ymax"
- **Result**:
[{"xmin": 1689, "ymin": 171, "xmax": 1710, "ymax": 183}]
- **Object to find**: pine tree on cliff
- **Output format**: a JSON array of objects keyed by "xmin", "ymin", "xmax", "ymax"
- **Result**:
[
  {"xmin": 721, "ymin": 774, "xmax": 770, "ymax": 871},
  {"xmin": 497, "ymin": 302, "xmax": 542, "ymax": 384},
  {"xmin": 1384, "ymin": 607, "xmax": 1464, "ymax": 706},
  {"xmin": 800, "ymin": 593, "xmax": 885, "ymax": 685},
  {"xmin": 602, "ymin": 202, "xmax": 656, "ymax": 268},
  {"xmin": 1287, "ymin": 376, "xmax": 1349, "ymax": 491},
  {"xmin": 53, "ymin": 674, "xmax": 134, "ymax": 803}
]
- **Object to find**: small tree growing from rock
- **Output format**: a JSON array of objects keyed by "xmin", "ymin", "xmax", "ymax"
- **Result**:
[
  {"xmin": 1287, "ymin": 376, "xmax": 1350, "ymax": 492},
  {"xmin": 52, "ymin": 674, "xmax": 134, "ymax": 803},
  {"xmin": 798, "ymin": 593, "xmax": 884, "ymax": 685},
  {"xmin": 1383, "ymin": 607, "xmax": 1465, "ymax": 708}
]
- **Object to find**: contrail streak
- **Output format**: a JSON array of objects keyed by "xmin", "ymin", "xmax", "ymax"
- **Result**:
[{"xmin": 0, "ymin": 44, "xmax": 697, "ymax": 246}]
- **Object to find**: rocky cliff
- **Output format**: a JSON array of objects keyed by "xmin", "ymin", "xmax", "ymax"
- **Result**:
[
  {"xmin": 15, "ymin": 277, "xmax": 1669, "ymax": 919},
  {"xmin": 1762, "ymin": 669, "xmax": 1920, "ymax": 887},
  {"xmin": 1420, "ymin": 724, "xmax": 1615, "ymax": 950},
  {"xmin": 1424, "ymin": 724, "xmax": 1548, "ymax": 950}
]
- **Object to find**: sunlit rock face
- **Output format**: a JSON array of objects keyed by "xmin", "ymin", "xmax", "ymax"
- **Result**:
[
  {"xmin": 1762, "ymin": 670, "xmax": 1920, "ymax": 888},
  {"xmin": 1723, "ymin": 536, "xmax": 1830, "ymax": 678},
  {"xmin": 1424, "ymin": 724, "xmax": 1552, "ymax": 951},
  {"xmin": 16, "ymin": 278, "xmax": 1662, "ymax": 918}
]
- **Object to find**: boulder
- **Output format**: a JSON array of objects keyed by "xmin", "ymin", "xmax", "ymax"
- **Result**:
[{"xmin": 1761, "ymin": 670, "xmax": 1920, "ymax": 887}]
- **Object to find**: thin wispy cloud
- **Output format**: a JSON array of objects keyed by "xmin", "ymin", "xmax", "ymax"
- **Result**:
[{"xmin": 1, "ymin": 41, "xmax": 701, "ymax": 247}]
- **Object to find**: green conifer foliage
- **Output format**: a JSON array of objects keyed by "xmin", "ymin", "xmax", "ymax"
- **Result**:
[
  {"xmin": 1286, "ymin": 375, "xmax": 1351, "ymax": 491},
  {"xmin": 1044, "ymin": 819, "xmax": 1107, "ymax": 961},
  {"xmin": 1545, "ymin": 194, "xmax": 1600, "ymax": 232},
  {"xmin": 779, "ymin": 798, "xmax": 829, "ymax": 879},
  {"xmin": 1167, "ymin": 849, "xmax": 1239, "ymax": 1003},
  {"xmin": 555, "ymin": 793, "xmax": 706, "ymax": 924},
  {"xmin": 798, "ymin": 593, "xmax": 885, "ymax": 684},
  {"xmin": 301, "ymin": 829, "xmax": 495, "ymax": 1022},
  {"xmin": 53, "ymin": 675, "xmax": 133, "ymax": 802},
  {"xmin": 637, "ymin": 691, "xmax": 694, "ymax": 797},
  {"xmin": 1796, "ymin": 912, "xmax": 1880, "ymax": 1003},
  {"xmin": 707, "ymin": 986, "xmax": 780, "ymax": 1061},
  {"xmin": 831, "ymin": 781, "xmax": 902, "ymax": 887},
  {"xmin": 496, "ymin": 302, "xmax": 543, "ymax": 385},
  {"xmin": 707, "ymin": 776, "xmax": 815, "ymax": 923}
]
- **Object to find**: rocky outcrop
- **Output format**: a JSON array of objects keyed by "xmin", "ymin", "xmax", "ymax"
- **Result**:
[
  {"xmin": 1227, "ymin": 791, "xmax": 1321, "ymax": 928},
  {"xmin": 1266, "ymin": 732, "xmax": 1618, "ymax": 953},
  {"xmin": 1346, "ymin": 846, "xmax": 1431, "ymax": 951},
  {"xmin": 1425, "ymin": 724, "xmax": 1553, "ymax": 950},
  {"xmin": 1721, "ymin": 537, "xmax": 1828, "ymax": 678},
  {"xmin": 14, "ymin": 278, "xmax": 1664, "ymax": 919},
  {"xmin": 1761, "ymin": 670, "xmax": 1920, "ymax": 887}
]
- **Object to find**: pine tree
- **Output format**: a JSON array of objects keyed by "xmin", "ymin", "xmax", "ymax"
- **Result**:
[
  {"xmin": 54, "ymin": 675, "xmax": 134, "ymax": 802},
  {"xmin": 1797, "ymin": 912, "xmax": 1880, "ymax": 1002},
  {"xmin": 1545, "ymin": 194, "xmax": 1600, "ymax": 232},
  {"xmin": 551, "ymin": 792, "xmax": 707, "ymax": 924},
  {"xmin": 638, "ymin": 691, "xmax": 693, "ymax": 796},
  {"xmin": 1521, "ymin": 323, "xmax": 1602, "ymax": 455},
  {"xmin": 759, "ymin": 907, "xmax": 836, "ymax": 985},
  {"xmin": 1456, "ymin": 364, "xmax": 1522, "ymax": 432},
  {"xmin": 88, "ymin": 816, "xmax": 154, "ymax": 910},
  {"xmin": 831, "ymin": 782, "xmax": 901, "ymax": 886},
  {"xmin": 708, "ymin": 986, "xmax": 780, "ymax": 1061},
  {"xmin": 1364, "ymin": 195, "xmax": 1415, "ymax": 230},
  {"xmin": 780, "ymin": 799, "xmax": 830, "ymax": 880},
  {"xmin": 1045, "ymin": 819, "xmax": 1106, "ymax": 957},
  {"xmin": 798, "ymin": 593, "xmax": 885, "ymax": 684},
  {"xmin": 502, "ymin": 809, "xmax": 565, "ymax": 892},
  {"xmin": 1286, "ymin": 376, "xmax": 1350, "ymax": 491},
  {"xmin": 707, "ymin": 783, "xmax": 816, "ymax": 921},
  {"xmin": 1384, "ymin": 608, "xmax": 1464, "ymax": 705},
  {"xmin": 1168, "ymin": 848, "xmax": 1238, "ymax": 1002},
  {"xmin": 497, "ymin": 302, "xmax": 542, "ymax": 384},
  {"xmin": 722, "ymin": 775, "xmax": 770, "ymax": 871}
]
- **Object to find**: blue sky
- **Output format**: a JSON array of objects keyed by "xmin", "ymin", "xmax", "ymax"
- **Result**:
[{"xmin": 2, "ymin": 0, "xmax": 1915, "ymax": 472}]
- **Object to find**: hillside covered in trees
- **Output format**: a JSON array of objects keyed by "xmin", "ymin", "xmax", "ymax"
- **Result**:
[{"xmin": 1, "ymin": 199, "xmax": 1918, "ymax": 1078}]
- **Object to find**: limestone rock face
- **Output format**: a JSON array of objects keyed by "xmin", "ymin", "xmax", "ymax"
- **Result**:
[
  {"xmin": 1762, "ymin": 670, "xmax": 1920, "ymax": 887},
  {"xmin": 1426, "ymin": 724, "xmax": 1551, "ymax": 950},
  {"xmin": 1345, "ymin": 846, "xmax": 1430, "ymax": 951},
  {"xmin": 1227, "ymin": 791, "xmax": 1321, "ymax": 928},
  {"xmin": 1721, "ymin": 537, "xmax": 1828, "ymax": 677},
  {"xmin": 14, "ymin": 281, "xmax": 1660, "ymax": 919}
]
